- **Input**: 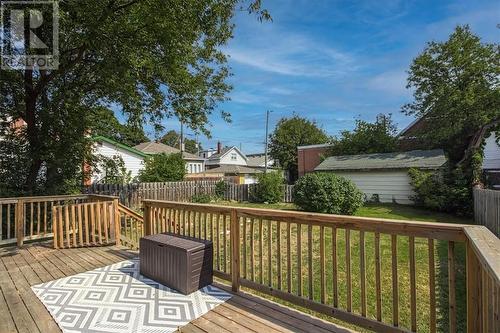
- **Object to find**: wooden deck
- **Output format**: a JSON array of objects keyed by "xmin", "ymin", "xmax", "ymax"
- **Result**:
[{"xmin": 0, "ymin": 242, "xmax": 353, "ymax": 333}]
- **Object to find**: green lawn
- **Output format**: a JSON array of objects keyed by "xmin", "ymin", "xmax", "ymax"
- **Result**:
[{"xmin": 213, "ymin": 201, "xmax": 471, "ymax": 332}]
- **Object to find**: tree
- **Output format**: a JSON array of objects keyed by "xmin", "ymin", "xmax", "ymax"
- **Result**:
[
  {"xmin": 269, "ymin": 115, "xmax": 329, "ymax": 181},
  {"xmin": 403, "ymin": 25, "xmax": 499, "ymax": 166},
  {"xmin": 328, "ymin": 114, "xmax": 398, "ymax": 156},
  {"xmin": 89, "ymin": 107, "xmax": 148, "ymax": 147},
  {"xmin": 0, "ymin": 0, "xmax": 269, "ymax": 195},
  {"xmin": 402, "ymin": 25, "xmax": 499, "ymax": 215},
  {"xmin": 138, "ymin": 153, "xmax": 186, "ymax": 182},
  {"xmin": 160, "ymin": 130, "xmax": 202, "ymax": 154},
  {"xmin": 97, "ymin": 155, "xmax": 132, "ymax": 184}
]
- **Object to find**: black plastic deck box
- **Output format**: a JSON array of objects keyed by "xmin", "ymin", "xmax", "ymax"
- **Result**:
[{"xmin": 139, "ymin": 233, "xmax": 213, "ymax": 295}]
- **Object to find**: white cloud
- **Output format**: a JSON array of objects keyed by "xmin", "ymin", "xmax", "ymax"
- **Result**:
[{"xmin": 366, "ymin": 70, "xmax": 411, "ymax": 96}]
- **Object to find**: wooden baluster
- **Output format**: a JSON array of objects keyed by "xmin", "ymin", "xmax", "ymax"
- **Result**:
[
  {"xmin": 392, "ymin": 234, "xmax": 399, "ymax": 327},
  {"xmin": 375, "ymin": 232, "xmax": 382, "ymax": 321},
  {"xmin": 77, "ymin": 204, "xmax": 83, "ymax": 246},
  {"xmin": 448, "ymin": 241, "xmax": 456, "ymax": 333},
  {"xmin": 268, "ymin": 220, "xmax": 272, "ymax": 287},
  {"xmin": 251, "ymin": 218, "xmax": 255, "ymax": 282},
  {"xmin": 90, "ymin": 202, "xmax": 96, "ymax": 244},
  {"xmin": 346, "ymin": 229, "xmax": 352, "ymax": 312},
  {"xmin": 7, "ymin": 203, "xmax": 11, "ymax": 239},
  {"xmin": 43, "ymin": 202, "xmax": 48, "ymax": 234},
  {"xmin": 96, "ymin": 202, "xmax": 102, "ymax": 244},
  {"xmin": 204, "ymin": 211, "xmax": 208, "ymax": 240},
  {"xmin": 259, "ymin": 218, "xmax": 263, "ymax": 284},
  {"xmin": 84, "ymin": 204, "xmax": 90, "ymax": 245},
  {"xmin": 216, "ymin": 213, "xmax": 220, "ymax": 271},
  {"xmin": 65, "ymin": 205, "xmax": 71, "ymax": 248},
  {"xmin": 243, "ymin": 216, "xmax": 247, "ymax": 279},
  {"xmin": 71, "ymin": 204, "xmax": 77, "ymax": 246},
  {"xmin": 277, "ymin": 220, "xmax": 282, "ymax": 290},
  {"xmin": 409, "ymin": 236, "xmax": 417, "ymax": 332},
  {"xmin": 0, "ymin": 205, "xmax": 2, "ymax": 241},
  {"xmin": 466, "ymin": 241, "xmax": 481, "ymax": 333},
  {"xmin": 308, "ymin": 224, "xmax": 313, "ymax": 300},
  {"xmin": 360, "ymin": 231, "xmax": 366, "ymax": 317},
  {"xmin": 230, "ymin": 209, "xmax": 240, "ymax": 292},
  {"xmin": 428, "ymin": 239, "xmax": 436, "ymax": 333},
  {"xmin": 58, "ymin": 205, "xmax": 64, "ymax": 248},
  {"xmin": 287, "ymin": 222, "xmax": 291, "ymax": 293},
  {"xmin": 30, "ymin": 202, "xmax": 34, "ymax": 237},
  {"xmin": 223, "ymin": 214, "xmax": 227, "ymax": 273},
  {"xmin": 183, "ymin": 210, "xmax": 187, "ymax": 236},
  {"xmin": 187, "ymin": 210, "xmax": 191, "ymax": 236},
  {"xmin": 332, "ymin": 227, "xmax": 338, "ymax": 308},
  {"xmin": 52, "ymin": 206, "xmax": 58, "ymax": 249},
  {"xmin": 320, "ymin": 226, "xmax": 325, "ymax": 304},
  {"xmin": 37, "ymin": 202, "xmax": 41, "ymax": 236},
  {"xmin": 297, "ymin": 223, "xmax": 302, "ymax": 297}
]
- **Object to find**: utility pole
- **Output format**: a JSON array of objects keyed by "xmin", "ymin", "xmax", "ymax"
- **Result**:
[
  {"xmin": 264, "ymin": 110, "xmax": 272, "ymax": 174},
  {"xmin": 180, "ymin": 119, "xmax": 184, "ymax": 153}
]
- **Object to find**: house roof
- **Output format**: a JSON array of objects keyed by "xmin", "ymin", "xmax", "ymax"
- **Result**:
[
  {"xmin": 208, "ymin": 146, "xmax": 248, "ymax": 161},
  {"xmin": 315, "ymin": 149, "xmax": 447, "ymax": 172},
  {"xmin": 205, "ymin": 165, "xmax": 263, "ymax": 174},
  {"xmin": 94, "ymin": 136, "xmax": 147, "ymax": 158},
  {"xmin": 134, "ymin": 142, "xmax": 203, "ymax": 160},
  {"xmin": 246, "ymin": 154, "xmax": 274, "ymax": 167},
  {"xmin": 297, "ymin": 143, "xmax": 333, "ymax": 150}
]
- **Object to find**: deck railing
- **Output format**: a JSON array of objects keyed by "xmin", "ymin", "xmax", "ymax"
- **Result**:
[
  {"xmin": 0, "ymin": 194, "xmax": 88, "ymax": 246},
  {"xmin": 143, "ymin": 200, "xmax": 500, "ymax": 333}
]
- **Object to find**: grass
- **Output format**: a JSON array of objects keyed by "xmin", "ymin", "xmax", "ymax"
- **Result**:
[{"xmin": 211, "ymin": 201, "xmax": 471, "ymax": 332}]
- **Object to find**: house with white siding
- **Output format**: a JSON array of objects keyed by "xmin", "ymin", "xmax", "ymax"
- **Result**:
[
  {"xmin": 314, "ymin": 149, "xmax": 447, "ymax": 204},
  {"xmin": 205, "ymin": 144, "xmax": 248, "ymax": 169},
  {"xmin": 92, "ymin": 136, "xmax": 147, "ymax": 183}
]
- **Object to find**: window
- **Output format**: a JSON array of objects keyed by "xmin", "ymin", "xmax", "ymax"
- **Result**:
[{"xmin": 231, "ymin": 153, "xmax": 237, "ymax": 161}]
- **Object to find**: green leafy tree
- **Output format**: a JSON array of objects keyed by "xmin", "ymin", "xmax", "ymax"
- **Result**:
[
  {"xmin": 328, "ymin": 114, "xmax": 398, "ymax": 156},
  {"xmin": 89, "ymin": 107, "xmax": 148, "ymax": 147},
  {"xmin": 402, "ymin": 25, "xmax": 499, "ymax": 215},
  {"xmin": 403, "ymin": 25, "xmax": 499, "ymax": 165},
  {"xmin": 138, "ymin": 153, "xmax": 186, "ymax": 182},
  {"xmin": 0, "ymin": 0, "xmax": 269, "ymax": 195},
  {"xmin": 269, "ymin": 115, "xmax": 329, "ymax": 181},
  {"xmin": 160, "ymin": 130, "xmax": 202, "ymax": 154}
]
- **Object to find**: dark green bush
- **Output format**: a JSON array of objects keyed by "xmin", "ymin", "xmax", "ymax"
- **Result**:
[
  {"xmin": 138, "ymin": 153, "xmax": 186, "ymax": 182},
  {"xmin": 250, "ymin": 172, "xmax": 284, "ymax": 204},
  {"xmin": 293, "ymin": 173, "xmax": 363, "ymax": 215},
  {"xmin": 214, "ymin": 180, "xmax": 227, "ymax": 199},
  {"xmin": 191, "ymin": 193, "xmax": 213, "ymax": 203},
  {"xmin": 408, "ymin": 167, "xmax": 472, "ymax": 216}
]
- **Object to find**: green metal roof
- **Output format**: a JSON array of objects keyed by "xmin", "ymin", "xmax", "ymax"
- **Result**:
[
  {"xmin": 93, "ymin": 136, "xmax": 148, "ymax": 158},
  {"xmin": 315, "ymin": 149, "xmax": 447, "ymax": 171}
]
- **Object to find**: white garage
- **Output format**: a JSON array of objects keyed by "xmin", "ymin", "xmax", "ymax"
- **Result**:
[{"xmin": 314, "ymin": 149, "xmax": 447, "ymax": 205}]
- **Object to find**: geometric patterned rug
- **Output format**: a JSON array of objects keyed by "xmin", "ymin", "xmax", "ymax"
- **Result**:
[{"xmin": 31, "ymin": 259, "xmax": 231, "ymax": 333}]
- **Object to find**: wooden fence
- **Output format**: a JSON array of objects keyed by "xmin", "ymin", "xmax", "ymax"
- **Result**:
[
  {"xmin": 142, "ymin": 200, "xmax": 500, "ymax": 333},
  {"xmin": 473, "ymin": 187, "xmax": 500, "ymax": 237},
  {"xmin": 84, "ymin": 181, "xmax": 295, "ymax": 208}
]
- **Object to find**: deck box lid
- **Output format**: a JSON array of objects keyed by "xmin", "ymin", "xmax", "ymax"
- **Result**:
[{"xmin": 142, "ymin": 233, "xmax": 212, "ymax": 252}]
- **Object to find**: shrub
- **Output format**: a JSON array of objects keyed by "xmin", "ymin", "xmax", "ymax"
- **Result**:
[
  {"xmin": 138, "ymin": 153, "xmax": 186, "ymax": 182},
  {"xmin": 214, "ymin": 180, "xmax": 227, "ymax": 199},
  {"xmin": 191, "ymin": 193, "xmax": 213, "ymax": 203},
  {"xmin": 250, "ymin": 172, "xmax": 284, "ymax": 204},
  {"xmin": 293, "ymin": 173, "xmax": 363, "ymax": 215},
  {"xmin": 408, "ymin": 167, "xmax": 472, "ymax": 215}
]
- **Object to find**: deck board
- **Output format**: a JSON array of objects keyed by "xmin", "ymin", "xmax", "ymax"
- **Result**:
[{"xmin": 0, "ymin": 242, "xmax": 354, "ymax": 333}]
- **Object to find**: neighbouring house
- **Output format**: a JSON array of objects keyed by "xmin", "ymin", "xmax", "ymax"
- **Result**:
[
  {"xmin": 246, "ymin": 153, "xmax": 275, "ymax": 170},
  {"xmin": 134, "ymin": 141, "xmax": 206, "ymax": 174},
  {"xmin": 315, "ymin": 149, "xmax": 447, "ymax": 204},
  {"xmin": 194, "ymin": 165, "xmax": 263, "ymax": 184},
  {"xmin": 297, "ymin": 143, "xmax": 332, "ymax": 177},
  {"xmin": 205, "ymin": 142, "xmax": 248, "ymax": 170},
  {"xmin": 92, "ymin": 136, "xmax": 147, "ymax": 183},
  {"xmin": 199, "ymin": 148, "xmax": 218, "ymax": 159}
]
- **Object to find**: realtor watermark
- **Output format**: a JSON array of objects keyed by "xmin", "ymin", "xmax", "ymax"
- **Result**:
[{"xmin": 1, "ymin": 1, "xmax": 59, "ymax": 70}]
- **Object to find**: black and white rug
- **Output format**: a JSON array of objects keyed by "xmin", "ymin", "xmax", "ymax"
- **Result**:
[{"xmin": 31, "ymin": 259, "xmax": 231, "ymax": 333}]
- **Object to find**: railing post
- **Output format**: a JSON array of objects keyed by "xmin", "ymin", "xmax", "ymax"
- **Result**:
[
  {"xmin": 466, "ymin": 242, "xmax": 482, "ymax": 333},
  {"xmin": 15, "ymin": 199, "xmax": 24, "ymax": 247},
  {"xmin": 113, "ymin": 199, "xmax": 121, "ymax": 246},
  {"xmin": 143, "ymin": 201, "xmax": 152, "ymax": 236},
  {"xmin": 230, "ymin": 208, "xmax": 240, "ymax": 292}
]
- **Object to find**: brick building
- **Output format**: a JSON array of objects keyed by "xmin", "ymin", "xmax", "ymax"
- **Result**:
[{"xmin": 297, "ymin": 143, "xmax": 332, "ymax": 177}]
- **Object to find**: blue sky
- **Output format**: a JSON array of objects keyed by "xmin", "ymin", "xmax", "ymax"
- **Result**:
[{"xmin": 148, "ymin": 0, "xmax": 499, "ymax": 153}]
